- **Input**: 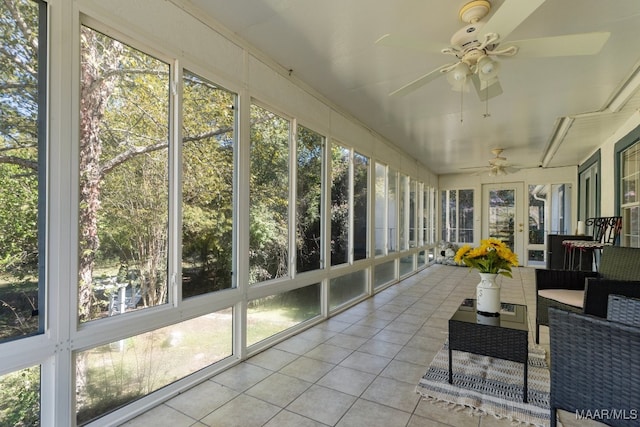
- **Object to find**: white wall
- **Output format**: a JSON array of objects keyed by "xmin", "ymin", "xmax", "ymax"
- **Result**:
[{"xmin": 584, "ymin": 111, "xmax": 640, "ymax": 216}]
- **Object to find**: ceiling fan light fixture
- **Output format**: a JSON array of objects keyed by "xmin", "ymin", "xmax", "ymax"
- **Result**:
[
  {"xmin": 447, "ymin": 62, "xmax": 472, "ymax": 90},
  {"xmin": 451, "ymin": 62, "xmax": 471, "ymax": 81},
  {"xmin": 477, "ymin": 55, "xmax": 499, "ymax": 81}
]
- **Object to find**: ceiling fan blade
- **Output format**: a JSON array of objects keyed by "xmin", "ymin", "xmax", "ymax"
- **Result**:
[
  {"xmin": 389, "ymin": 63, "xmax": 452, "ymax": 97},
  {"xmin": 375, "ymin": 33, "xmax": 444, "ymax": 53},
  {"xmin": 481, "ymin": 0, "xmax": 546, "ymax": 43},
  {"xmin": 501, "ymin": 32, "xmax": 611, "ymax": 58},
  {"xmin": 504, "ymin": 166, "xmax": 521, "ymax": 174},
  {"xmin": 471, "ymin": 75, "xmax": 503, "ymax": 101}
]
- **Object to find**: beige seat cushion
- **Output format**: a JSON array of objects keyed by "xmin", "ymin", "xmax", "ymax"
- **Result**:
[{"xmin": 538, "ymin": 289, "xmax": 584, "ymax": 308}]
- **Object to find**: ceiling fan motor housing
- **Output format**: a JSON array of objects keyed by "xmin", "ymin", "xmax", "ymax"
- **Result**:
[
  {"xmin": 451, "ymin": 1, "xmax": 492, "ymax": 55},
  {"xmin": 450, "ymin": 23, "xmax": 485, "ymax": 51}
]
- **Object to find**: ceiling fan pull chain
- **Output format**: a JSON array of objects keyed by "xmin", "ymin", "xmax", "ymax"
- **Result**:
[
  {"xmin": 460, "ymin": 87, "xmax": 464, "ymax": 123},
  {"xmin": 484, "ymin": 85, "xmax": 491, "ymax": 118}
]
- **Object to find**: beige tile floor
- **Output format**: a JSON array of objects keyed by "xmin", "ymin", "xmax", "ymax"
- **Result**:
[{"xmin": 122, "ymin": 264, "xmax": 599, "ymax": 427}]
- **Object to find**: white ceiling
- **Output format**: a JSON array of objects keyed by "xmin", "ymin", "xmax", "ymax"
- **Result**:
[{"xmin": 187, "ymin": 0, "xmax": 640, "ymax": 174}]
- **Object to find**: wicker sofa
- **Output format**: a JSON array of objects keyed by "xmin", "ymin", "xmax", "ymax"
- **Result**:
[
  {"xmin": 549, "ymin": 295, "xmax": 640, "ymax": 427},
  {"xmin": 535, "ymin": 245, "xmax": 640, "ymax": 343}
]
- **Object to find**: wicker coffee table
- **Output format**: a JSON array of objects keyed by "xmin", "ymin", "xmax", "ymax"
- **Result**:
[{"xmin": 448, "ymin": 298, "xmax": 529, "ymax": 402}]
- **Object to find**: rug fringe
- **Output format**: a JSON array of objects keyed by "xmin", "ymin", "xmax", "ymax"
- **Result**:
[
  {"xmin": 421, "ymin": 395, "xmax": 486, "ymax": 417},
  {"xmin": 418, "ymin": 394, "xmax": 549, "ymax": 427}
]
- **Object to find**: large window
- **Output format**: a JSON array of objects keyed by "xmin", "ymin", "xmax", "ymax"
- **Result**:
[
  {"xmin": 247, "ymin": 284, "xmax": 321, "ymax": 346},
  {"xmin": 399, "ymin": 174, "xmax": 408, "ymax": 250},
  {"xmin": 182, "ymin": 71, "xmax": 236, "ymax": 298},
  {"xmin": 75, "ymin": 309, "xmax": 233, "ymax": 424},
  {"xmin": 409, "ymin": 179, "xmax": 417, "ymax": 248},
  {"xmin": 441, "ymin": 189, "xmax": 474, "ymax": 243},
  {"xmin": 79, "ymin": 26, "xmax": 171, "ymax": 322},
  {"xmin": 374, "ymin": 162, "xmax": 387, "ymax": 256},
  {"xmin": 550, "ymin": 184, "xmax": 571, "ymax": 235},
  {"xmin": 296, "ymin": 125, "xmax": 324, "ymax": 273},
  {"xmin": 353, "ymin": 152, "xmax": 368, "ymax": 261},
  {"xmin": 329, "ymin": 270, "xmax": 366, "ymax": 310},
  {"xmin": 331, "ymin": 146, "xmax": 369, "ymax": 266},
  {"xmin": 331, "ymin": 145, "xmax": 350, "ymax": 266},
  {"xmin": 0, "ymin": 0, "xmax": 46, "ymax": 343},
  {"xmin": 388, "ymin": 169, "xmax": 398, "ymax": 252},
  {"xmin": 621, "ymin": 141, "xmax": 640, "ymax": 247},
  {"xmin": 249, "ymin": 105, "xmax": 290, "ymax": 284}
]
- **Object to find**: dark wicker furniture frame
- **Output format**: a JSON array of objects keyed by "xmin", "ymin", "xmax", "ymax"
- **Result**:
[
  {"xmin": 549, "ymin": 295, "xmax": 640, "ymax": 427},
  {"xmin": 448, "ymin": 299, "xmax": 529, "ymax": 403},
  {"xmin": 535, "ymin": 245, "xmax": 640, "ymax": 343}
]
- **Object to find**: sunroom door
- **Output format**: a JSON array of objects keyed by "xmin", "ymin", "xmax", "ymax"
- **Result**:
[{"xmin": 482, "ymin": 183, "xmax": 525, "ymax": 265}]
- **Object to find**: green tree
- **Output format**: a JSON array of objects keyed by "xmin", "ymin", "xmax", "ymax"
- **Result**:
[
  {"xmin": 249, "ymin": 105, "xmax": 290, "ymax": 283},
  {"xmin": 0, "ymin": 0, "xmax": 40, "ymax": 278},
  {"xmin": 181, "ymin": 71, "xmax": 234, "ymax": 296}
]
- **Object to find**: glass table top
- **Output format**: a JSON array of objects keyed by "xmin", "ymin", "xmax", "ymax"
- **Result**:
[{"xmin": 450, "ymin": 298, "xmax": 528, "ymax": 331}]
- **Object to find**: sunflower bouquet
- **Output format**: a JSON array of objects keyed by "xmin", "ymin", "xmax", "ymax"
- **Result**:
[{"xmin": 453, "ymin": 238, "xmax": 519, "ymax": 277}]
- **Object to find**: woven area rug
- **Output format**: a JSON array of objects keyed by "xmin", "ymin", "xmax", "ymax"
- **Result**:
[{"xmin": 416, "ymin": 340, "xmax": 550, "ymax": 427}]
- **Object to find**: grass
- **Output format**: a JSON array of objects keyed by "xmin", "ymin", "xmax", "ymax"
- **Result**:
[{"xmin": 0, "ymin": 274, "xmax": 39, "ymax": 341}]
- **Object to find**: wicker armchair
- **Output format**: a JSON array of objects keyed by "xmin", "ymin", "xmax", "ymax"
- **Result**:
[
  {"xmin": 536, "ymin": 246, "xmax": 640, "ymax": 343},
  {"xmin": 549, "ymin": 295, "xmax": 640, "ymax": 427}
]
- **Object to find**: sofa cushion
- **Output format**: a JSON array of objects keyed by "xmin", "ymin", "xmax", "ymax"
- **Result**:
[{"xmin": 538, "ymin": 289, "xmax": 584, "ymax": 308}]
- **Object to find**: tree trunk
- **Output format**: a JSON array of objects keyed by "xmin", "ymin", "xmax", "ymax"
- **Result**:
[{"xmin": 78, "ymin": 29, "xmax": 122, "ymax": 322}]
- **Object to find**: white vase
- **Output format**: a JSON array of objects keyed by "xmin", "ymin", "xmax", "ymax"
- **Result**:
[{"xmin": 476, "ymin": 273, "xmax": 501, "ymax": 315}]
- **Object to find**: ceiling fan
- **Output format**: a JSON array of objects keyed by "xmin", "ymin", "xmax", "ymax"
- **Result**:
[
  {"xmin": 461, "ymin": 148, "xmax": 519, "ymax": 176},
  {"xmin": 378, "ymin": 0, "xmax": 610, "ymax": 100}
]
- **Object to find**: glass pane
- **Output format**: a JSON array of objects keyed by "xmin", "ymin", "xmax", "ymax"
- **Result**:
[
  {"xmin": 431, "ymin": 188, "xmax": 437, "ymax": 244},
  {"xmin": 374, "ymin": 163, "xmax": 386, "ymax": 256},
  {"xmin": 329, "ymin": 270, "xmax": 367, "ymax": 310},
  {"xmin": 399, "ymin": 254, "xmax": 414, "ymax": 276},
  {"xmin": 623, "ymin": 205, "xmax": 639, "ymax": 247},
  {"xmin": 247, "ymin": 283, "xmax": 321, "ymax": 346},
  {"xmin": 388, "ymin": 170, "xmax": 397, "ymax": 252},
  {"xmin": 0, "ymin": 0, "xmax": 44, "ymax": 341},
  {"xmin": 418, "ymin": 250, "xmax": 426, "ymax": 266},
  {"xmin": 353, "ymin": 152, "xmax": 368, "ymax": 261},
  {"xmin": 182, "ymin": 71, "xmax": 235, "ymax": 298},
  {"xmin": 550, "ymin": 184, "xmax": 571, "ymax": 234},
  {"xmin": 458, "ymin": 189, "xmax": 474, "ymax": 242},
  {"xmin": 399, "ymin": 174, "xmax": 408, "ymax": 250},
  {"xmin": 441, "ymin": 190, "xmax": 447, "ymax": 241},
  {"xmin": 374, "ymin": 260, "xmax": 395, "ymax": 288},
  {"xmin": 528, "ymin": 250, "xmax": 544, "ymax": 262},
  {"xmin": 296, "ymin": 126, "xmax": 323, "ymax": 273},
  {"xmin": 448, "ymin": 190, "xmax": 457, "ymax": 242},
  {"xmin": 79, "ymin": 26, "xmax": 170, "ymax": 322},
  {"xmin": 0, "ymin": 365, "xmax": 40, "ymax": 426},
  {"xmin": 330, "ymin": 145, "xmax": 349, "ymax": 266},
  {"xmin": 488, "ymin": 189, "xmax": 515, "ymax": 251},
  {"xmin": 75, "ymin": 309, "xmax": 233, "ymax": 424},
  {"xmin": 528, "ymin": 185, "xmax": 546, "ymax": 245},
  {"xmin": 409, "ymin": 180, "xmax": 416, "ymax": 248},
  {"xmin": 622, "ymin": 143, "xmax": 639, "ymax": 205},
  {"xmin": 249, "ymin": 105, "xmax": 289, "ymax": 284}
]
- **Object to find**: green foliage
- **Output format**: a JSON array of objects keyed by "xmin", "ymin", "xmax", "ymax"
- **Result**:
[
  {"xmin": 248, "ymin": 105, "xmax": 290, "ymax": 283},
  {"xmin": 330, "ymin": 145, "xmax": 350, "ymax": 265},
  {"xmin": 181, "ymin": 72, "xmax": 235, "ymax": 295},
  {"xmin": 295, "ymin": 126, "xmax": 323, "ymax": 273},
  {"xmin": 0, "ymin": 366, "xmax": 40, "ymax": 427},
  {"xmin": 0, "ymin": 163, "xmax": 39, "ymax": 276},
  {"xmin": 0, "ymin": 0, "xmax": 41, "ymax": 278}
]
